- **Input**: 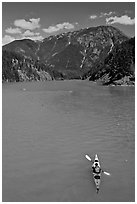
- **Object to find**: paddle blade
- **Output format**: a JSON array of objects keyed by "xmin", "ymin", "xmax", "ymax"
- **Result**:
[
  {"xmin": 103, "ymin": 171, "xmax": 111, "ymax": 176},
  {"xmin": 85, "ymin": 155, "xmax": 92, "ymax": 161}
]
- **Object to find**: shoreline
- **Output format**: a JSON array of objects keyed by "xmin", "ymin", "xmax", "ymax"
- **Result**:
[{"xmin": 2, "ymin": 78, "xmax": 135, "ymax": 87}]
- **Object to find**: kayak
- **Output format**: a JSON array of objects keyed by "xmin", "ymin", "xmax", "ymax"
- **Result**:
[
  {"xmin": 92, "ymin": 154, "xmax": 101, "ymax": 193},
  {"xmin": 85, "ymin": 154, "xmax": 110, "ymax": 193}
]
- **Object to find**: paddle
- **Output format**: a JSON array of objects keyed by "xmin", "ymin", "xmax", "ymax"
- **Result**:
[
  {"xmin": 102, "ymin": 171, "xmax": 111, "ymax": 176},
  {"xmin": 85, "ymin": 154, "xmax": 93, "ymax": 162},
  {"xmin": 85, "ymin": 154, "xmax": 111, "ymax": 176}
]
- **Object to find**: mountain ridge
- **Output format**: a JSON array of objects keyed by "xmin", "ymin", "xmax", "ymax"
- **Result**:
[{"xmin": 2, "ymin": 25, "xmax": 135, "ymax": 85}]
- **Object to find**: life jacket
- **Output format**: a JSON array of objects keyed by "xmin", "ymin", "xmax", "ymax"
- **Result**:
[{"xmin": 95, "ymin": 166, "xmax": 100, "ymax": 173}]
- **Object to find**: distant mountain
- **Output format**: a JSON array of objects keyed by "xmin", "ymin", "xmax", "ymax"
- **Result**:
[{"xmin": 2, "ymin": 25, "xmax": 135, "ymax": 85}]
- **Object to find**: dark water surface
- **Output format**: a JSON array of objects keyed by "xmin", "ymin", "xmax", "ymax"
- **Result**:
[{"xmin": 2, "ymin": 80, "xmax": 135, "ymax": 202}]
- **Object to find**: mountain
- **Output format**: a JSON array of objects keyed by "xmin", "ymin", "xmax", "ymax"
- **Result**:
[
  {"xmin": 88, "ymin": 37, "xmax": 135, "ymax": 85},
  {"xmin": 2, "ymin": 25, "xmax": 135, "ymax": 85}
]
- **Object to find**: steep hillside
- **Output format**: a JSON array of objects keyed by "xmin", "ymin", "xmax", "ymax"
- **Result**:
[
  {"xmin": 2, "ymin": 50, "xmax": 53, "ymax": 82},
  {"xmin": 89, "ymin": 37, "xmax": 135, "ymax": 85},
  {"xmin": 3, "ymin": 25, "xmax": 134, "ymax": 84},
  {"xmin": 3, "ymin": 39, "xmax": 39, "ymax": 60}
]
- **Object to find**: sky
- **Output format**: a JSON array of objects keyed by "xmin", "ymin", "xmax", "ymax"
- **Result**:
[{"xmin": 2, "ymin": 2, "xmax": 135, "ymax": 45}]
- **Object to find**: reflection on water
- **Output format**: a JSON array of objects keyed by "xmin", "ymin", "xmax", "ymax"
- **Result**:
[{"xmin": 2, "ymin": 81, "xmax": 135, "ymax": 202}]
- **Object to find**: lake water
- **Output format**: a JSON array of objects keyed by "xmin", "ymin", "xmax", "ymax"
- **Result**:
[{"xmin": 2, "ymin": 80, "xmax": 135, "ymax": 202}]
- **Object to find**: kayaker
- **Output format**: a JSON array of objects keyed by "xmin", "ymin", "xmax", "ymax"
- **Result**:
[{"xmin": 92, "ymin": 163, "xmax": 102, "ymax": 174}]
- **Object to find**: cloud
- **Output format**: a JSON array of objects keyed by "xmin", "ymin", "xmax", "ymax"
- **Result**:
[
  {"xmin": 106, "ymin": 15, "xmax": 135, "ymax": 25},
  {"xmin": 2, "ymin": 33, "xmax": 43, "ymax": 45},
  {"xmin": 14, "ymin": 18, "xmax": 40, "ymax": 30},
  {"xmin": 43, "ymin": 22, "xmax": 74, "ymax": 33},
  {"xmin": 25, "ymin": 35, "xmax": 44, "ymax": 41},
  {"xmin": 5, "ymin": 27, "xmax": 22, "ymax": 34},
  {"xmin": 89, "ymin": 15, "xmax": 97, "ymax": 20},
  {"xmin": 2, "ymin": 35, "xmax": 15, "ymax": 45},
  {"xmin": 21, "ymin": 30, "xmax": 43, "ymax": 41},
  {"xmin": 22, "ymin": 30, "xmax": 40, "ymax": 37},
  {"xmin": 100, "ymin": 11, "xmax": 115, "ymax": 17}
]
